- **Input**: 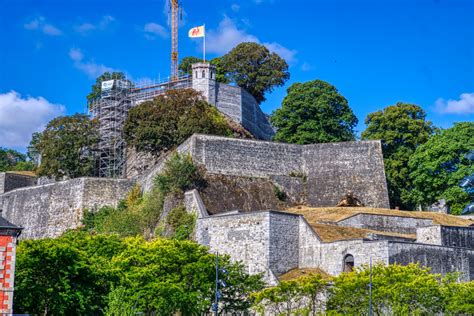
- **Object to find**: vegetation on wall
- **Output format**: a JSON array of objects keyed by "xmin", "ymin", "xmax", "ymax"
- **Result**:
[
  {"xmin": 123, "ymin": 89, "xmax": 232, "ymax": 154},
  {"xmin": 271, "ymin": 80, "xmax": 358, "ymax": 144},
  {"xmin": 83, "ymin": 153, "xmax": 203, "ymax": 239},
  {"xmin": 362, "ymin": 103, "xmax": 435, "ymax": 210}
]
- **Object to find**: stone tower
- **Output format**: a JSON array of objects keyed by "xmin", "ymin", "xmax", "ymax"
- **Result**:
[{"xmin": 191, "ymin": 62, "xmax": 217, "ymax": 105}]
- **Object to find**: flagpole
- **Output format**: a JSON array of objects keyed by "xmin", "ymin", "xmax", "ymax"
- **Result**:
[{"xmin": 203, "ymin": 24, "xmax": 206, "ymax": 62}]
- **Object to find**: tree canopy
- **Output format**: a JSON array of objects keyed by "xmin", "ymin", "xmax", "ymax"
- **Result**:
[
  {"xmin": 221, "ymin": 42, "xmax": 290, "ymax": 103},
  {"xmin": 31, "ymin": 113, "xmax": 99, "ymax": 179},
  {"xmin": 408, "ymin": 122, "xmax": 474, "ymax": 214},
  {"xmin": 86, "ymin": 72, "xmax": 128, "ymax": 106},
  {"xmin": 0, "ymin": 147, "xmax": 34, "ymax": 172},
  {"xmin": 123, "ymin": 89, "xmax": 232, "ymax": 154},
  {"xmin": 14, "ymin": 230, "xmax": 263, "ymax": 315},
  {"xmin": 271, "ymin": 80, "xmax": 358, "ymax": 144},
  {"xmin": 361, "ymin": 103, "xmax": 435, "ymax": 209}
]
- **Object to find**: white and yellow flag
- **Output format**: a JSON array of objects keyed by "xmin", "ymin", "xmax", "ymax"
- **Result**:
[{"xmin": 188, "ymin": 25, "xmax": 205, "ymax": 38}]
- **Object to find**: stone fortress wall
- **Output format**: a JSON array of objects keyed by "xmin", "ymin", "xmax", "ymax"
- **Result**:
[
  {"xmin": 139, "ymin": 134, "xmax": 390, "ymax": 209},
  {"xmin": 0, "ymin": 172, "xmax": 37, "ymax": 194},
  {"xmin": 191, "ymin": 63, "xmax": 275, "ymax": 141},
  {"xmin": 0, "ymin": 178, "xmax": 134, "ymax": 239},
  {"xmin": 188, "ymin": 193, "xmax": 474, "ymax": 282}
]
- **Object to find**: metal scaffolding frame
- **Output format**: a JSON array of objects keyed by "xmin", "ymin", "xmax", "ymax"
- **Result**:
[{"xmin": 90, "ymin": 75, "xmax": 192, "ymax": 178}]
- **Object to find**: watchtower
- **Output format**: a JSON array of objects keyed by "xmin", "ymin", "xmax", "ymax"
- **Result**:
[{"xmin": 191, "ymin": 63, "xmax": 217, "ymax": 105}]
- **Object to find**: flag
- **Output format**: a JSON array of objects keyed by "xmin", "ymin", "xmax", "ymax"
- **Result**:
[{"xmin": 189, "ymin": 25, "xmax": 205, "ymax": 38}]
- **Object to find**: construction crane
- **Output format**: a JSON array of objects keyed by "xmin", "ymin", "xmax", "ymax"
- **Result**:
[{"xmin": 170, "ymin": 0, "xmax": 181, "ymax": 82}]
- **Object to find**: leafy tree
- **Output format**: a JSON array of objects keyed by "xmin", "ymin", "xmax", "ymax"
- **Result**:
[
  {"xmin": 408, "ymin": 122, "xmax": 474, "ymax": 214},
  {"xmin": 252, "ymin": 273, "xmax": 327, "ymax": 315},
  {"xmin": 271, "ymin": 80, "xmax": 358, "ymax": 144},
  {"xmin": 86, "ymin": 72, "xmax": 127, "ymax": 104},
  {"xmin": 179, "ymin": 56, "xmax": 204, "ymax": 75},
  {"xmin": 27, "ymin": 132, "xmax": 41, "ymax": 164},
  {"xmin": 0, "ymin": 147, "xmax": 34, "ymax": 172},
  {"xmin": 124, "ymin": 89, "xmax": 232, "ymax": 154},
  {"xmin": 221, "ymin": 42, "xmax": 290, "ymax": 103},
  {"xmin": 179, "ymin": 56, "xmax": 230, "ymax": 83},
  {"xmin": 361, "ymin": 103, "xmax": 435, "ymax": 209},
  {"xmin": 110, "ymin": 237, "xmax": 262, "ymax": 315},
  {"xmin": 327, "ymin": 263, "xmax": 446, "ymax": 315},
  {"xmin": 31, "ymin": 114, "xmax": 98, "ymax": 179},
  {"xmin": 442, "ymin": 278, "xmax": 474, "ymax": 314},
  {"xmin": 14, "ymin": 231, "xmax": 125, "ymax": 315}
]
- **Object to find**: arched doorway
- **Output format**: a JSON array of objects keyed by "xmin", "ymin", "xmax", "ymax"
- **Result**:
[{"xmin": 343, "ymin": 254, "xmax": 354, "ymax": 272}]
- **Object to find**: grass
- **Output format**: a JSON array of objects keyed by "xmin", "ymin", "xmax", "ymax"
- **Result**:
[
  {"xmin": 288, "ymin": 206, "xmax": 473, "ymax": 227},
  {"xmin": 279, "ymin": 267, "xmax": 331, "ymax": 281}
]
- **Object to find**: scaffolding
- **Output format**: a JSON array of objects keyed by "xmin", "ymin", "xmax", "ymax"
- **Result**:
[
  {"xmin": 90, "ymin": 80, "xmax": 131, "ymax": 178},
  {"xmin": 90, "ymin": 75, "xmax": 192, "ymax": 178}
]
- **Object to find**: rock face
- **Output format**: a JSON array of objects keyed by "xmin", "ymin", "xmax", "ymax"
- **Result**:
[{"xmin": 0, "ymin": 178, "xmax": 134, "ymax": 239}]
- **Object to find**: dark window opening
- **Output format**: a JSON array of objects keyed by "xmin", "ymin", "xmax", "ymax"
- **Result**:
[{"xmin": 343, "ymin": 254, "xmax": 354, "ymax": 272}]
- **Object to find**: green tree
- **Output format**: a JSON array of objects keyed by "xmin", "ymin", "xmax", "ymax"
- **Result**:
[
  {"xmin": 271, "ymin": 80, "xmax": 358, "ymax": 144},
  {"xmin": 442, "ymin": 278, "xmax": 474, "ymax": 314},
  {"xmin": 86, "ymin": 72, "xmax": 127, "ymax": 104},
  {"xmin": 110, "ymin": 237, "xmax": 262, "ymax": 315},
  {"xmin": 179, "ymin": 56, "xmax": 230, "ymax": 83},
  {"xmin": 32, "ymin": 114, "xmax": 99, "ymax": 179},
  {"xmin": 124, "ymin": 89, "xmax": 232, "ymax": 154},
  {"xmin": 0, "ymin": 147, "xmax": 33, "ymax": 172},
  {"xmin": 361, "ymin": 103, "xmax": 435, "ymax": 209},
  {"xmin": 408, "ymin": 122, "xmax": 474, "ymax": 214},
  {"xmin": 327, "ymin": 263, "xmax": 446, "ymax": 315},
  {"xmin": 221, "ymin": 42, "xmax": 290, "ymax": 103},
  {"xmin": 252, "ymin": 274, "xmax": 327, "ymax": 315},
  {"xmin": 14, "ymin": 231, "xmax": 125, "ymax": 315},
  {"xmin": 179, "ymin": 56, "xmax": 204, "ymax": 75}
]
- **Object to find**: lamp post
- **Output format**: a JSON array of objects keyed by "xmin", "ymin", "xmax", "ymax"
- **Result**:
[{"xmin": 212, "ymin": 252, "xmax": 228, "ymax": 315}]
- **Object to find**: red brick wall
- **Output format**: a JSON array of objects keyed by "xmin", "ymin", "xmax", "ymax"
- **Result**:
[{"xmin": 0, "ymin": 235, "xmax": 16, "ymax": 315}]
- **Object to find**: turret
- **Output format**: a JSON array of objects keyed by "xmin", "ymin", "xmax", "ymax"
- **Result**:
[{"xmin": 191, "ymin": 62, "xmax": 217, "ymax": 105}]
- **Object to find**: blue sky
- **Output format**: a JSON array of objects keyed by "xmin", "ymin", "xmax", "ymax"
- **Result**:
[{"xmin": 1, "ymin": 0, "xmax": 473, "ymax": 151}]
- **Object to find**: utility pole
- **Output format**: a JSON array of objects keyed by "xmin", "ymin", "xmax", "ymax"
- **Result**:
[
  {"xmin": 214, "ymin": 252, "xmax": 219, "ymax": 316},
  {"xmin": 369, "ymin": 257, "xmax": 373, "ymax": 316}
]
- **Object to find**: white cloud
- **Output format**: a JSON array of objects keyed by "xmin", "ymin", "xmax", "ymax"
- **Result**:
[
  {"xmin": 435, "ymin": 93, "xmax": 474, "ymax": 115},
  {"xmin": 206, "ymin": 17, "xmax": 297, "ymax": 63},
  {"xmin": 143, "ymin": 22, "xmax": 168, "ymax": 40},
  {"xmin": 231, "ymin": 4, "xmax": 240, "ymax": 12},
  {"xmin": 0, "ymin": 91, "xmax": 65, "ymax": 148},
  {"xmin": 69, "ymin": 48, "xmax": 115, "ymax": 78},
  {"xmin": 24, "ymin": 16, "xmax": 62, "ymax": 36},
  {"xmin": 74, "ymin": 15, "xmax": 116, "ymax": 35}
]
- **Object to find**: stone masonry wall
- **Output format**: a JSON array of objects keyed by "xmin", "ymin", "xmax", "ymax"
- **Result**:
[
  {"xmin": 388, "ymin": 241, "xmax": 474, "ymax": 281},
  {"xmin": 303, "ymin": 141, "xmax": 389, "ymax": 208},
  {"xmin": 138, "ymin": 134, "xmax": 390, "ymax": 209},
  {"xmin": 0, "ymin": 173, "xmax": 37, "ymax": 194},
  {"xmin": 268, "ymin": 212, "xmax": 300, "ymax": 274},
  {"xmin": 338, "ymin": 213, "xmax": 434, "ymax": 234},
  {"xmin": 0, "ymin": 178, "xmax": 134, "ymax": 239}
]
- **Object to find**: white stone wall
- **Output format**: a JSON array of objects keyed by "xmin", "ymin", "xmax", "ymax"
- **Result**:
[
  {"xmin": 0, "ymin": 178, "xmax": 134, "ymax": 239},
  {"xmin": 416, "ymin": 226, "xmax": 442, "ymax": 245}
]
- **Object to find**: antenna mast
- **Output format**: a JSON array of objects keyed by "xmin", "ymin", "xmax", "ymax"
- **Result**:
[{"xmin": 170, "ymin": 0, "xmax": 180, "ymax": 81}]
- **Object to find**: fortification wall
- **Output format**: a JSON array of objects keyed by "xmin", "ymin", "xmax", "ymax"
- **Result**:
[
  {"xmin": 338, "ymin": 214, "xmax": 434, "ymax": 234},
  {"xmin": 0, "ymin": 178, "xmax": 134, "ymax": 239},
  {"xmin": 388, "ymin": 241, "xmax": 474, "ymax": 281},
  {"xmin": 215, "ymin": 83, "xmax": 242, "ymax": 124},
  {"xmin": 303, "ymin": 141, "xmax": 389, "ymax": 208},
  {"xmin": 139, "ymin": 135, "xmax": 390, "ymax": 209},
  {"xmin": 268, "ymin": 212, "xmax": 300, "ymax": 274},
  {"xmin": 417, "ymin": 225, "xmax": 474, "ymax": 249},
  {"xmin": 0, "ymin": 172, "xmax": 37, "ymax": 194},
  {"xmin": 240, "ymin": 88, "xmax": 275, "ymax": 140}
]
